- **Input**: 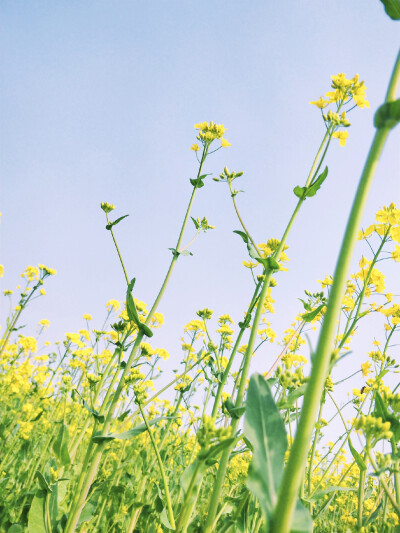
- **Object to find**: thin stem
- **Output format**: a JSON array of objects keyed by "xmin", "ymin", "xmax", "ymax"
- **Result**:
[
  {"xmin": 107, "ymin": 218, "xmax": 130, "ymax": 285},
  {"xmin": 228, "ymin": 179, "xmax": 260, "ymax": 257},
  {"xmin": 64, "ymin": 143, "xmax": 210, "ymax": 533},
  {"xmin": 138, "ymin": 402, "xmax": 176, "ymax": 529}
]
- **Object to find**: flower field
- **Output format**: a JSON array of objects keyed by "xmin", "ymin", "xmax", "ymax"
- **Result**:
[{"xmin": 2, "ymin": 2, "xmax": 400, "ymax": 533}]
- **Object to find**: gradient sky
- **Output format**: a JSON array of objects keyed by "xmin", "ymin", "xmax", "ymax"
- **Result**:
[{"xmin": 1, "ymin": 2, "xmax": 399, "ymax": 427}]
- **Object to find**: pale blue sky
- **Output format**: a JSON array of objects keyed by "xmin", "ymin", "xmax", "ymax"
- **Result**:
[{"xmin": 1, "ymin": 2, "xmax": 399, "ymax": 418}]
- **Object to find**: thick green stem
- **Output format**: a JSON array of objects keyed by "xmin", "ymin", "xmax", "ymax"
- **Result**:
[
  {"xmin": 357, "ymin": 463, "xmax": 367, "ymax": 529},
  {"xmin": 273, "ymin": 49, "xmax": 400, "ymax": 533}
]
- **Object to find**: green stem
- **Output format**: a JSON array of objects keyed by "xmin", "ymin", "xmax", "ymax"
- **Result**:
[
  {"xmin": 203, "ymin": 121, "xmax": 334, "ymax": 531},
  {"xmin": 228, "ymin": 179, "xmax": 261, "ymax": 258},
  {"xmin": 64, "ymin": 143, "xmax": 209, "ymax": 533},
  {"xmin": 273, "ymin": 49, "xmax": 400, "ymax": 533},
  {"xmin": 211, "ymin": 280, "xmax": 262, "ymax": 418},
  {"xmin": 107, "ymin": 215, "xmax": 130, "ymax": 285},
  {"xmin": 138, "ymin": 402, "xmax": 176, "ymax": 529},
  {"xmin": 368, "ymin": 448, "xmax": 400, "ymax": 517},
  {"xmin": 357, "ymin": 461, "xmax": 367, "ymax": 529},
  {"xmin": 307, "ymin": 398, "xmax": 324, "ymax": 503}
]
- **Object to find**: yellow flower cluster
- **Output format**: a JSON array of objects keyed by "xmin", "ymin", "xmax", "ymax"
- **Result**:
[{"xmin": 191, "ymin": 121, "xmax": 231, "ymax": 150}]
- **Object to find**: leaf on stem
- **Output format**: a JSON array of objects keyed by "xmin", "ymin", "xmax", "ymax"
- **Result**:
[
  {"xmin": 244, "ymin": 374, "xmax": 313, "ymax": 532},
  {"xmin": 293, "ymin": 167, "xmax": 329, "ymax": 199},
  {"xmin": 126, "ymin": 279, "xmax": 153, "ymax": 338},
  {"xmin": 233, "ymin": 230, "xmax": 249, "ymax": 244},
  {"xmin": 106, "ymin": 214, "xmax": 129, "ymax": 230},
  {"xmin": 348, "ymin": 438, "xmax": 367, "ymax": 471},
  {"xmin": 92, "ymin": 416, "xmax": 171, "ymax": 443},
  {"xmin": 374, "ymin": 99, "xmax": 400, "ymax": 129},
  {"xmin": 306, "ymin": 166, "xmax": 329, "ymax": 197},
  {"xmin": 301, "ymin": 304, "xmax": 325, "ymax": 322},
  {"xmin": 28, "ymin": 490, "xmax": 47, "ymax": 533},
  {"xmin": 71, "ymin": 389, "xmax": 105, "ymax": 424},
  {"xmin": 53, "ymin": 423, "xmax": 71, "ymax": 467},
  {"xmin": 379, "ymin": 0, "xmax": 400, "ymax": 19}
]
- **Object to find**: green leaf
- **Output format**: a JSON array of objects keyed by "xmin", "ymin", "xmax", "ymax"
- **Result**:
[
  {"xmin": 374, "ymin": 99, "xmax": 400, "ymax": 129},
  {"xmin": 92, "ymin": 416, "xmax": 169, "ymax": 443},
  {"xmin": 190, "ymin": 178, "xmax": 205, "ymax": 188},
  {"xmin": 191, "ymin": 217, "xmax": 200, "ymax": 230},
  {"xmin": 244, "ymin": 374, "xmax": 288, "ymax": 530},
  {"xmin": 180, "ymin": 250, "xmax": 193, "ymax": 256},
  {"xmin": 306, "ymin": 166, "xmax": 328, "ymax": 197},
  {"xmin": 53, "ymin": 423, "xmax": 71, "ymax": 467},
  {"xmin": 159, "ymin": 507, "xmax": 174, "ymax": 530},
  {"xmin": 35, "ymin": 471, "xmax": 52, "ymax": 493},
  {"xmin": 266, "ymin": 257, "xmax": 280, "ymax": 271},
  {"xmin": 105, "ymin": 214, "xmax": 129, "ymax": 230},
  {"xmin": 168, "ymin": 247, "xmax": 180, "ymax": 258},
  {"xmin": 379, "ymin": 0, "xmax": 400, "ymax": 19},
  {"xmin": 247, "ymin": 242, "xmax": 260, "ymax": 260},
  {"xmin": 28, "ymin": 489, "xmax": 47, "ymax": 533},
  {"xmin": 72, "ymin": 389, "xmax": 105, "ymax": 423},
  {"xmin": 224, "ymin": 399, "xmax": 246, "ymax": 420},
  {"xmin": 306, "ymin": 485, "xmax": 357, "ymax": 502},
  {"xmin": 7, "ymin": 526, "xmax": 23, "ymax": 533},
  {"xmin": 180, "ymin": 458, "xmax": 207, "ymax": 499},
  {"xmin": 77, "ymin": 499, "xmax": 97, "ymax": 527},
  {"xmin": 139, "ymin": 323, "xmax": 154, "ymax": 338},
  {"xmin": 126, "ymin": 284, "xmax": 141, "ymax": 326},
  {"xmin": 233, "ymin": 230, "xmax": 249, "ymax": 244},
  {"xmin": 373, "ymin": 391, "xmax": 400, "ymax": 441},
  {"xmin": 198, "ymin": 437, "xmax": 237, "ymax": 462},
  {"xmin": 278, "ymin": 384, "xmax": 307, "ymax": 410},
  {"xmin": 293, "ymin": 186, "xmax": 306, "ymax": 198},
  {"xmin": 291, "ymin": 499, "xmax": 314, "ymax": 533},
  {"xmin": 301, "ymin": 304, "xmax": 325, "ymax": 322},
  {"xmin": 348, "ymin": 438, "xmax": 367, "ymax": 471},
  {"xmin": 117, "ymin": 409, "xmax": 130, "ymax": 422},
  {"xmin": 244, "ymin": 374, "xmax": 312, "ymax": 532}
]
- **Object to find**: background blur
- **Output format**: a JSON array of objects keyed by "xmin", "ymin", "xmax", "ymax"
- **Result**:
[{"xmin": 1, "ymin": 2, "xmax": 399, "ymax": 424}]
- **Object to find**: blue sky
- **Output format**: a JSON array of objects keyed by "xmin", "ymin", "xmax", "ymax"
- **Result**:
[{"xmin": 1, "ymin": 2, "xmax": 399, "ymax": 417}]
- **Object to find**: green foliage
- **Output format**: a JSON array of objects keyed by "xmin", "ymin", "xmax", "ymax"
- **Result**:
[
  {"xmin": 379, "ymin": 0, "xmax": 400, "ymax": 19},
  {"xmin": 374, "ymin": 99, "xmax": 400, "ymax": 129},
  {"xmin": 244, "ymin": 374, "xmax": 312, "ymax": 532}
]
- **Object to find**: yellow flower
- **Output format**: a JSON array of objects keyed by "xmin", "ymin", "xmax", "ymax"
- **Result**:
[
  {"xmin": 39, "ymin": 264, "xmax": 57, "ymax": 276},
  {"xmin": 39, "ymin": 319, "xmax": 50, "ymax": 328},
  {"xmin": 361, "ymin": 361, "xmax": 372, "ymax": 377},
  {"xmin": 156, "ymin": 348, "xmax": 169, "ymax": 360},
  {"xmin": 0, "ymin": 265, "xmax": 4, "ymax": 277},
  {"xmin": 190, "ymin": 143, "xmax": 200, "ymax": 151},
  {"xmin": 194, "ymin": 121, "xmax": 226, "ymax": 143},
  {"xmin": 310, "ymin": 96, "xmax": 329, "ymax": 109},
  {"xmin": 393, "ymin": 245, "xmax": 400, "ymax": 262},
  {"xmin": 21, "ymin": 266, "xmax": 39, "ymax": 281},
  {"xmin": 101, "ymin": 202, "xmax": 115, "ymax": 213},
  {"xmin": 83, "ymin": 313, "xmax": 92, "ymax": 320},
  {"xmin": 332, "ymin": 130, "xmax": 349, "ymax": 147},
  {"xmin": 106, "ymin": 299, "xmax": 120, "ymax": 311},
  {"xmin": 318, "ymin": 275, "xmax": 333, "ymax": 288},
  {"xmin": 391, "ymin": 226, "xmax": 400, "ymax": 243},
  {"xmin": 221, "ymin": 138, "xmax": 231, "ymax": 147}
]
